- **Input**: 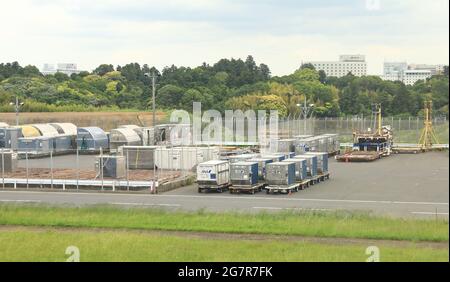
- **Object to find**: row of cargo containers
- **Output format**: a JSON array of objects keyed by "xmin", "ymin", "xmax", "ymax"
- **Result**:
[
  {"xmin": 269, "ymin": 134, "xmax": 340, "ymax": 155},
  {"xmin": 197, "ymin": 152, "xmax": 328, "ymax": 190}
]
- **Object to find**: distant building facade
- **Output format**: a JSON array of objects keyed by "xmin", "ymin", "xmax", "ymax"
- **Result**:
[
  {"xmin": 305, "ymin": 55, "xmax": 367, "ymax": 77},
  {"xmin": 380, "ymin": 62, "xmax": 444, "ymax": 85},
  {"xmin": 41, "ymin": 63, "xmax": 82, "ymax": 76}
]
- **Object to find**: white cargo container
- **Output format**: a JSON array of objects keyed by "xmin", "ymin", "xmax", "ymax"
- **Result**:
[
  {"xmin": 197, "ymin": 160, "xmax": 230, "ymax": 192},
  {"xmin": 155, "ymin": 146, "xmax": 219, "ymax": 171}
]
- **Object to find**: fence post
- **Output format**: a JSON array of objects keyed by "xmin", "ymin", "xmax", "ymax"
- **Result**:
[
  {"xmin": 100, "ymin": 147, "xmax": 104, "ymax": 191},
  {"xmin": 26, "ymin": 151, "xmax": 29, "ymax": 189},
  {"xmin": 1, "ymin": 150, "xmax": 4, "ymax": 189},
  {"xmin": 50, "ymin": 150, "xmax": 53, "ymax": 189},
  {"xmin": 76, "ymin": 148, "xmax": 79, "ymax": 191},
  {"xmin": 126, "ymin": 149, "xmax": 129, "ymax": 192}
]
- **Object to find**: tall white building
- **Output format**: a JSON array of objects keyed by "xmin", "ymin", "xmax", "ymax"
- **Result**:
[
  {"xmin": 41, "ymin": 63, "xmax": 81, "ymax": 76},
  {"xmin": 306, "ymin": 55, "xmax": 367, "ymax": 77}
]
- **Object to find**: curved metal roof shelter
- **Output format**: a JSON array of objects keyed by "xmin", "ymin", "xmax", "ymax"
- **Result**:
[
  {"xmin": 110, "ymin": 127, "xmax": 141, "ymax": 143},
  {"xmin": 31, "ymin": 124, "xmax": 59, "ymax": 137},
  {"xmin": 49, "ymin": 123, "xmax": 77, "ymax": 135},
  {"xmin": 17, "ymin": 125, "xmax": 41, "ymax": 138}
]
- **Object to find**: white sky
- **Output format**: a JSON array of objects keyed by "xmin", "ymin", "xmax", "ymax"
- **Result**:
[{"xmin": 0, "ymin": 0, "xmax": 448, "ymax": 76}]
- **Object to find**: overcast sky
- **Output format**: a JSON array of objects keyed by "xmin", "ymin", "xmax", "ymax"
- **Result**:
[{"xmin": 0, "ymin": 0, "xmax": 448, "ymax": 75}]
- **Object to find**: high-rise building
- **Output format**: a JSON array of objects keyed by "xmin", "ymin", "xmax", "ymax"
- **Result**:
[{"xmin": 305, "ymin": 55, "xmax": 367, "ymax": 77}]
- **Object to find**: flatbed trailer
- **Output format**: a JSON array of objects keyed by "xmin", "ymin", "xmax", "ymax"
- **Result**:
[
  {"xmin": 266, "ymin": 183, "xmax": 299, "ymax": 194},
  {"xmin": 336, "ymin": 151, "xmax": 382, "ymax": 162},
  {"xmin": 297, "ymin": 179, "xmax": 311, "ymax": 190},
  {"xmin": 308, "ymin": 175, "xmax": 322, "ymax": 185},
  {"xmin": 229, "ymin": 183, "xmax": 265, "ymax": 194},
  {"xmin": 317, "ymin": 172, "xmax": 330, "ymax": 182},
  {"xmin": 198, "ymin": 183, "xmax": 231, "ymax": 193}
]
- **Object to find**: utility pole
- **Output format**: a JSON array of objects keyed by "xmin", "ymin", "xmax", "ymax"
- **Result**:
[
  {"xmin": 297, "ymin": 97, "xmax": 314, "ymax": 135},
  {"xmin": 15, "ymin": 96, "xmax": 19, "ymax": 126},
  {"xmin": 10, "ymin": 96, "xmax": 22, "ymax": 126},
  {"xmin": 144, "ymin": 71, "xmax": 158, "ymax": 193}
]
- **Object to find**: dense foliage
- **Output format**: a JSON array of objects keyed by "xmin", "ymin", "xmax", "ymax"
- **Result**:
[{"xmin": 0, "ymin": 58, "xmax": 448, "ymax": 117}]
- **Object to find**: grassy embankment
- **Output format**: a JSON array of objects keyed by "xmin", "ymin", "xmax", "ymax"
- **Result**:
[{"xmin": 0, "ymin": 204, "xmax": 448, "ymax": 262}]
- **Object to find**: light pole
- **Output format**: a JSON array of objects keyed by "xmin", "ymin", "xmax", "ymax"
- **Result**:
[
  {"xmin": 9, "ymin": 96, "xmax": 24, "ymax": 126},
  {"xmin": 144, "ymin": 72, "xmax": 158, "ymax": 193},
  {"xmin": 297, "ymin": 97, "xmax": 314, "ymax": 135}
]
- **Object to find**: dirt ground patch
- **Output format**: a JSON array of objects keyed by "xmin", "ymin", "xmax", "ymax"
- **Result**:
[
  {"xmin": 0, "ymin": 111, "xmax": 167, "ymax": 131},
  {"xmin": 4, "ymin": 168, "xmax": 181, "ymax": 181}
]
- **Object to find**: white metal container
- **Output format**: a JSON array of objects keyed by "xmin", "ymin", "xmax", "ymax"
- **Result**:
[{"xmin": 197, "ymin": 160, "xmax": 230, "ymax": 187}]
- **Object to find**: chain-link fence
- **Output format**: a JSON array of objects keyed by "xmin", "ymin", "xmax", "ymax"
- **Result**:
[
  {"xmin": 277, "ymin": 116, "xmax": 449, "ymax": 144},
  {"xmin": 0, "ymin": 145, "xmax": 210, "ymax": 193}
]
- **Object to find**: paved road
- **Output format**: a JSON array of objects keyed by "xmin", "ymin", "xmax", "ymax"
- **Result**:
[{"xmin": 2, "ymin": 152, "xmax": 449, "ymax": 218}]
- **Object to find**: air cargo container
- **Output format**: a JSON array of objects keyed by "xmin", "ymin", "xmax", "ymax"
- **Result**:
[
  {"xmin": 119, "ymin": 145, "xmax": 158, "ymax": 170},
  {"xmin": 294, "ymin": 137, "xmax": 320, "ymax": 154},
  {"xmin": 265, "ymin": 162, "xmax": 297, "ymax": 194},
  {"xmin": 0, "ymin": 127, "xmax": 21, "ymax": 150},
  {"xmin": 270, "ymin": 139, "xmax": 296, "ymax": 153},
  {"xmin": 261, "ymin": 154, "xmax": 285, "ymax": 162},
  {"xmin": 155, "ymin": 147, "xmax": 196, "ymax": 171},
  {"xmin": 295, "ymin": 154, "xmax": 317, "ymax": 178},
  {"xmin": 226, "ymin": 153, "xmax": 259, "ymax": 163},
  {"xmin": 281, "ymin": 152, "xmax": 296, "ymax": 159},
  {"xmin": 305, "ymin": 152, "xmax": 329, "ymax": 174},
  {"xmin": 194, "ymin": 146, "xmax": 220, "ymax": 163},
  {"xmin": 96, "ymin": 155, "xmax": 126, "ymax": 178},
  {"xmin": 320, "ymin": 134, "xmax": 340, "ymax": 154},
  {"xmin": 52, "ymin": 134, "xmax": 74, "ymax": 154},
  {"xmin": 282, "ymin": 158, "xmax": 307, "ymax": 182},
  {"xmin": 197, "ymin": 160, "xmax": 230, "ymax": 193},
  {"xmin": 247, "ymin": 158, "xmax": 273, "ymax": 180},
  {"xmin": 18, "ymin": 136, "xmax": 53, "ymax": 155},
  {"xmin": 315, "ymin": 136, "xmax": 328, "ymax": 153},
  {"xmin": 0, "ymin": 150, "xmax": 18, "ymax": 172},
  {"xmin": 76, "ymin": 127, "xmax": 109, "ymax": 153},
  {"xmin": 229, "ymin": 161, "xmax": 262, "ymax": 194}
]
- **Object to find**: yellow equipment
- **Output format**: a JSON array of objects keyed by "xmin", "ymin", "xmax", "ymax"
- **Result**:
[{"xmin": 418, "ymin": 101, "xmax": 439, "ymax": 150}]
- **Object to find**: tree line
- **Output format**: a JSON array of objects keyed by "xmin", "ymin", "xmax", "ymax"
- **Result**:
[{"xmin": 0, "ymin": 57, "xmax": 448, "ymax": 117}]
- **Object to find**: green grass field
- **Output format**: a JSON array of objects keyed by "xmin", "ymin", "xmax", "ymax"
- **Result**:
[
  {"xmin": 0, "ymin": 228, "xmax": 447, "ymax": 262},
  {"xmin": 0, "ymin": 204, "xmax": 448, "ymax": 262},
  {"xmin": 0, "ymin": 204, "xmax": 448, "ymax": 242}
]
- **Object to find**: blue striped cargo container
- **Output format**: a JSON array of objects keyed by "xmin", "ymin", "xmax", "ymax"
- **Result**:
[
  {"xmin": 247, "ymin": 158, "xmax": 273, "ymax": 180},
  {"xmin": 305, "ymin": 152, "xmax": 328, "ymax": 173},
  {"xmin": 230, "ymin": 161, "xmax": 259, "ymax": 186},
  {"xmin": 283, "ymin": 158, "xmax": 307, "ymax": 181},
  {"xmin": 295, "ymin": 154, "xmax": 317, "ymax": 177},
  {"xmin": 266, "ymin": 162, "xmax": 296, "ymax": 186}
]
